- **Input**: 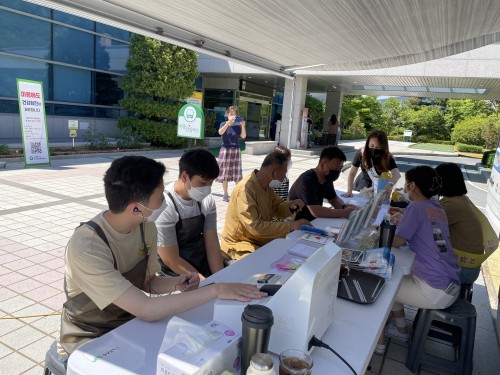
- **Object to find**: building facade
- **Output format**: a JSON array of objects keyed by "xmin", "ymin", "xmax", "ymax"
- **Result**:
[
  {"xmin": 0, "ymin": 0, "xmax": 130, "ymax": 141},
  {"xmin": 0, "ymin": 0, "xmax": 286, "ymax": 143}
]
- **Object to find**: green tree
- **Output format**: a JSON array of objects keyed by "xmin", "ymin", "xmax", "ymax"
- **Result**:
[
  {"xmin": 400, "ymin": 106, "xmax": 448, "ymax": 141},
  {"xmin": 381, "ymin": 97, "xmax": 404, "ymax": 134},
  {"xmin": 118, "ymin": 34, "xmax": 199, "ymax": 147},
  {"xmin": 444, "ymin": 99, "xmax": 492, "ymax": 132},
  {"xmin": 305, "ymin": 95, "xmax": 325, "ymax": 131},
  {"xmin": 341, "ymin": 95, "xmax": 383, "ymax": 132},
  {"xmin": 406, "ymin": 97, "xmax": 424, "ymax": 110}
]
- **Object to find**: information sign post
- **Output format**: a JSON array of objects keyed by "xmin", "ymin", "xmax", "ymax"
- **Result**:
[
  {"xmin": 177, "ymin": 104, "xmax": 205, "ymax": 148},
  {"xmin": 68, "ymin": 120, "xmax": 78, "ymax": 148}
]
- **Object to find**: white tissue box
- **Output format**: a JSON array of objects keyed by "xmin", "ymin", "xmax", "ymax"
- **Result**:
[{"xmin": 157, "ymin": 320, "xmax": 241, "ymax": 375}]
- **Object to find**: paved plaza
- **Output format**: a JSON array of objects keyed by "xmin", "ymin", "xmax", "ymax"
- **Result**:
[{"xmin": 0, "ymin": 140, "xmax": 499, "ymax": 374}]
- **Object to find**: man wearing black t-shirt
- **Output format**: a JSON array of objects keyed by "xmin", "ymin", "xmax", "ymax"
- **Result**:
[{"xmin": 289, "ymin": 147, "xmax": 358, "ymax": 221}]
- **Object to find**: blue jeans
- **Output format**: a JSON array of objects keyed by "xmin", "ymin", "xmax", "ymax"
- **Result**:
[{"xmin": 459, "ymin": 266, "xmax": 481, "ymax": 285}]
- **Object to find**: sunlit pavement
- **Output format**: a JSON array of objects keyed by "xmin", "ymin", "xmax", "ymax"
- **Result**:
[{"xmin": 0, "ymin": 140, "xmax": 498, "ymax": 374}]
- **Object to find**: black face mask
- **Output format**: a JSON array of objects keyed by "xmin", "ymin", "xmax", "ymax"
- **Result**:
[
  {"xmin": 325, "ymin": 169, "xmax": 341, "ymax": 183},
  {"xmin": 369, "ymin": 147, "xmax": 383, "ymax": 158}
]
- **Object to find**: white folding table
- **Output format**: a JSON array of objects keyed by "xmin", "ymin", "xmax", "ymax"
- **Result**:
[{"xmin": 67, "ymin": 231, "xmax": 414, "ymax": 375}]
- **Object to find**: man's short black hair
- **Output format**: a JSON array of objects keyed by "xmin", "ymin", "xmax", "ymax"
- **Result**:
[
  {"xmin": 179, "ymin": 148, "xmax": 219, "ymax": 180},
  {"xmin": 104, "ymin": 156, "xmax": 166, "ymax": 213},
  {"xmin": 261, "ymin": 151, "xmax": 288, "ymax": 168},
  {"xmin": 435, "ymin": 162, "xmax": 467, "ymax": 197},
  {"xmin": 319, "ymin": 146, "xmax": 346, "ymax": 163}
]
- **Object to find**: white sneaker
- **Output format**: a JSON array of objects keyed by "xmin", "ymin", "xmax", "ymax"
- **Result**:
[
  {"xmin": 385, "ymin": 323, "xmax": 409, "ymax": 342},
  {"xmin": 374, "ymin": 344, "xmax": 386, "ymax": 355}
]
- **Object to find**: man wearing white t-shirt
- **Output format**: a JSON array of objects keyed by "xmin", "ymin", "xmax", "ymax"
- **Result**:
[{"xmin": 155, "ymin": 148, "xmax": 224, "ymax": 279}]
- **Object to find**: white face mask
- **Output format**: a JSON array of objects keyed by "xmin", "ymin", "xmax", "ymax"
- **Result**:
[
  {"xmin": 187, "ymin": 180, "xmax": 211, "ymax": 202},
  {"xmin": 269, "ymin": 179, "xmax": 283, "ymax": 189},
  {"xmin": 269, "ymin": 178, "xmax": 283, "ymax": 189},
  {"xmin": 137, "ymin": 199, "xmax": 167, "ymax": 222},
  {"xmin": 269, "ymin": 170, "xmax": 284, "ymax": 189},
  {"xmin": 403, "ymin": 183, "xmax": 411, "ymax": 201}
]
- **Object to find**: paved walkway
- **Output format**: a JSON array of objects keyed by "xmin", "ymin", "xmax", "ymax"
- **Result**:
[{"xmin": 0, "ymin": 140, "xmax": 498, "ymax": 374}]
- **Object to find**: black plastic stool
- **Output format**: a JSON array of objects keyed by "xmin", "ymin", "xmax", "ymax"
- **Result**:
[
  {"xmin": 44, "ymin": 341, "xmax": 66, "ymax": 375},
  {"xmin": 406, "ymin": 298, "xmax": 476, "ymax": 375}
]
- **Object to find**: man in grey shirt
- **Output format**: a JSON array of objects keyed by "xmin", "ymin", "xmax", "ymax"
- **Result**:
[{"xmin": 154, "ymin": 148, "xmax": 224, "ymax": 279}]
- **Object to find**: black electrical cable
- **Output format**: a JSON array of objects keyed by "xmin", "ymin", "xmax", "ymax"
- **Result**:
[{"xmin": 309, "ymin": 335, "xmax": 357, "ymax": 375}]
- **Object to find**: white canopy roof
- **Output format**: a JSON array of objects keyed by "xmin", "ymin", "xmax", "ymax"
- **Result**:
[{"xmin": 29, "ymin": 0, "xmax": 500, "ymax": 76}]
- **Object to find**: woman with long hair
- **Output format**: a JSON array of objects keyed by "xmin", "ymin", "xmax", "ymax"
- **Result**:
[
  {"xmin": 342, "ymin": 130, "xmax": 401, "ymax": 197},
  {"xmin": 326, "ymin": 114, "xmax": 339, "ymax": 146}
]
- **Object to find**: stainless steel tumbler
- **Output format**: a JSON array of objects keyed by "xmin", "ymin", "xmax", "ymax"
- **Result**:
[
  {"xmin": 241, "ymin": 304, "xmax": 274, "ymax": 373},
  {"xmin": 379, "ymin": 214, "xmax": 397, "ymax": 248}
]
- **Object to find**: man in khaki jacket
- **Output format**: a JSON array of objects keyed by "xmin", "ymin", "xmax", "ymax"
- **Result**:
[{"xmin": 221, "ymin": 151, "xmax": 310, "ymax": 260}]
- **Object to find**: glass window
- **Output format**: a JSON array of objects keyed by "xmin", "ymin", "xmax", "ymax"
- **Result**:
[
  {"xmin": 384, "ymin": 86, "xmax": 404, "ymax": 91},
  {"xmin": 54, "ymin": 104, "xmax": 94, "ymax": 117},
  {"xmin": 194, "ymin": 76, "xmax": 203, "ymax": 91},
  {"xmin": 95, "ymin": 36, "xmax": 129, "ymax": 73},
  {"xmin": 0, "ymin": 55, "xmax": 49, "ymax": 98},
  {"xmin": 272, "ymin": 91, "xmax": 283, "ymax": 105},
  {"xmin": 204, "ymin": 89, "xmax": 234, "ymax": 110},
  {"xmin": 53, "ymin": 25, "xmax": 94, "ymax": 68},
  {"xmin": 0, "ymin": 99, "xmax": 19, "ymax": 113},
  {"xmin": 53, "ymin": 65, "xmax": 91, "ymax": 103},
  {"xmin": 96, "ymin": 23, "xmax": 129, "ymax": 41},
  {"xmin": 96, "ymin": 107, "xmax": 120, "ymax": 119},
  {"xmin": 53, "ymin": 10, "xmax": 94, "ymax": 30},
  {"xmin": 0, "ymin": 0, "xmax": 51, "ymax": 18},
  {"xmin": 0, "ymin": 10, "xmax": 50, "ymax": 59},
  {"xmin": 406, "ymin": 86, "xmax": 427, "ymax": 92},
  {"xmin": 95, "ymin": 72, "xmax": 124, "ymax": 105}
]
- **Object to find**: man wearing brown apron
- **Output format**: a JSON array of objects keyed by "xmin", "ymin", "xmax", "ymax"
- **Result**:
[
  {"xmin": 155, "ymin": 148, "xmax": 224, "ymax": 280},
  {"xmin": 57, "ymin": 156, "xmax": 265, "ymax": 363}
]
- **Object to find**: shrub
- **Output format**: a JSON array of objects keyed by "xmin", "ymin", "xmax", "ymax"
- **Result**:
[
  {"xmin": 415, "ymin": 134, "xmax": 432, "ymax": 143},
  {"xmin": 454, "ymin": 142, "xmax": 483, "ymax": 153},
  {"xmin": 451, "ymin": 116, "xmax": 500, "ymax": 147},
  {"xmin": 118, "ymin": 117, "xmax": 187, "ymax": 148},
  {"xmin": 387, "ymin": 135, "xmax": 404, "ymax": 141},
  {"xmin": 0, "ymin": 144, "xmax": 9, "ymax": 155},
  {"xmin": 83, "ymin": 129, "xmax": 110, "ymax": 150},
  {"xmin": 204, "ymin": 110, "xmax": 218, "ymax": 137},
  {"xmin": 482, "ymin": 150, "xmax": 496, "ymax": 167},
  {"xmin": 481, "ymin": 121, "xmax": 500, "ymax": 149},
  {"xmin": 341, "ymin": 132, "xmax": 366, "ymax": 140},
  {"xmin": 348, "ymin": 116, "xmax": 366, "ymax": 137},
  {"xmin": 116, "ymin": 128, "xmax": 146, "ymax": 149}
]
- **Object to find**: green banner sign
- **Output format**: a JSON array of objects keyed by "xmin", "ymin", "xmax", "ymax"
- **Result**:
[{"xmin": 177, "ymin": 104, "xmax": 205, "ymax": 139}]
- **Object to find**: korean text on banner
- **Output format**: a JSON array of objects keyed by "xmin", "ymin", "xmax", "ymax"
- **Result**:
[{"xmin": 16, "ymin": 79, "xmax": 50, "ymax": 166}]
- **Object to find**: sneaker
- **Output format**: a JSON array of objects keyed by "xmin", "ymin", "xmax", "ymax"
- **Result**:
[
  {"xmin": 374, "ymin": 344, "xmax": 386, "ymax": 355},
  {"xmin": 223, "ymin": 195, "xmax": 230, "ymax": 202},
  {"xmin": 385, "ymin": 323, "xmax": 409, "ymax": 342}
]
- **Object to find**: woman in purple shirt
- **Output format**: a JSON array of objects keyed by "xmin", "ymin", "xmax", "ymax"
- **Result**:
[
  {"xmin": 376, "ymin": 166, "xmax": 460, "ymax": 355},
  {"xmin": 215, "ymin": 106, "xmax": 246, "ymax": 202}
]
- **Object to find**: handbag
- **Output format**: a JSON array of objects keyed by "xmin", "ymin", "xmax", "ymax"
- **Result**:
[{"xmin": 454, "ymin": 197, "xmax": 499, "ymax": 268}]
